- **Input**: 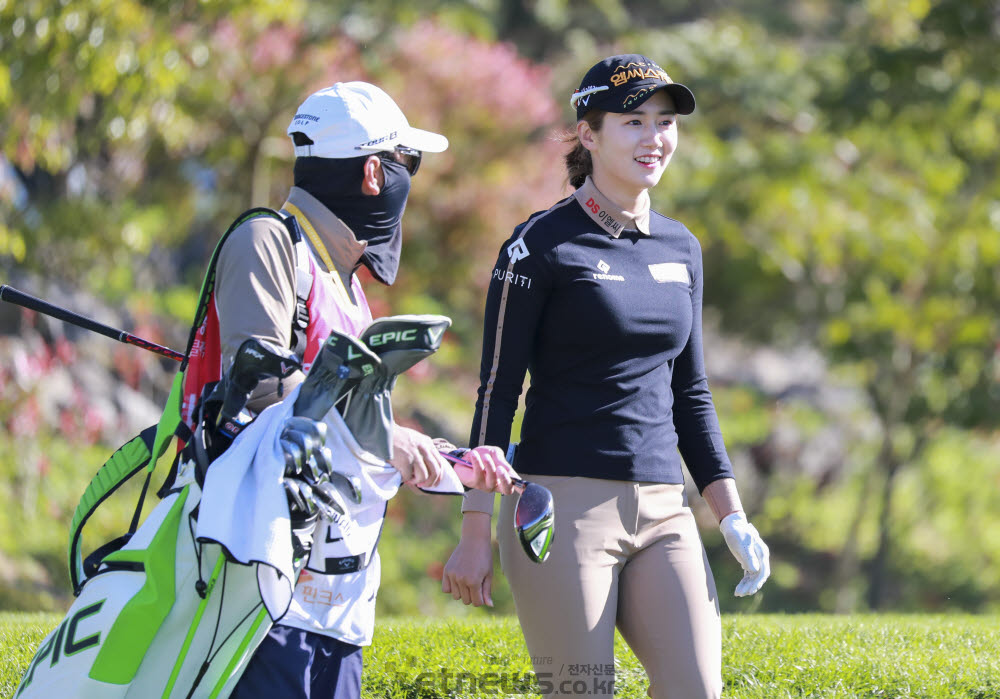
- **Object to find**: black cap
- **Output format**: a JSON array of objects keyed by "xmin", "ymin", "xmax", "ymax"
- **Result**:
[{"xmin": 570, "ymin": 54, "xmax": 696, "ymax": 120}]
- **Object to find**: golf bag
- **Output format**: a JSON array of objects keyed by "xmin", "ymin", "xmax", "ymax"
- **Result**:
[
  {"xmin": 15, "ymin": 209, "xmax": 323, "ymax": 698},
  {"xmin": 15, "ymin": 475, "xmax": 276, "ymax": 699},
  {"xmin": 15, "ymin": 318, "xmax": 462, "ymax": 698}
]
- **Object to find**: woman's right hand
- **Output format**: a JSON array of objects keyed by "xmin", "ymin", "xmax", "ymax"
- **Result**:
[{"xmin": 442, "ymin": 512, "xmax": 495, "ymax": 607}]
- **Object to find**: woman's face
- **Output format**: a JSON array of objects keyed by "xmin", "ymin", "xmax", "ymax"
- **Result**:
[{"xmin": 582, "ymin": 90, "xmax": 678, "ymax": 201}]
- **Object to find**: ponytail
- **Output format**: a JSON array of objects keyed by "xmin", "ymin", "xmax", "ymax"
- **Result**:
[{"xmin": 562, "ymin": 110, "xmax": 606, "ymax": 189}]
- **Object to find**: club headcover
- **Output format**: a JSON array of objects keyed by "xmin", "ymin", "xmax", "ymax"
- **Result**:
[
  {"xmin": 340, "ymin": 368, "xmax": 394, "ymax": 461},
  {"xmin": 293, "ymin": 331, "xmax": 381, "ymax": 421},
  {"xmin": 219, "ymin": 338, "xmax": 301, "ymax": 426},
  {"xmin": 343, "ymin": 315, "xmax": 453, "ymax": 462},
  {"xmin": 359, "ymin": 315, "xmax": 453, "ymax": 376}
]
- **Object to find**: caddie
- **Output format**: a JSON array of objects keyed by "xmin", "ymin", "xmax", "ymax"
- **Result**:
[{"xmin": 201, "ymin": 82, "xmax": 517, "ymax": 699}]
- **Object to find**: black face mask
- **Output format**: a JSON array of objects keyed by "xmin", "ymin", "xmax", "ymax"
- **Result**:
[{"xmin": 293, "ymin": 156, "xmax": 411, "ymax": 285}]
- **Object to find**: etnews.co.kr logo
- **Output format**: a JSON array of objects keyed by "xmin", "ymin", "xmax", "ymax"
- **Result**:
[{"xmin": 593, "ymin": 259, "xmax": 625, "ymax": 282}]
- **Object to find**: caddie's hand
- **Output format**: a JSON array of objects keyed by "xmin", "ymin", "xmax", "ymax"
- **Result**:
[
  {"xmin": 432, "ymin": 437, "xmax": 457, "ymax": 452},
  {"xmin": 719, "ymin": 512, "xmax": 770, "ymax": 596},
  {"xmin": 390, "ymin": 425, "xmax": 445, "ymax": 488},
  {"xmin": 442, "ymin": 513, "xmax": 495, "ymax": 607},
  {"xmin": 455, "ymin": 446, "xmax": 517, "ymax": 496}
]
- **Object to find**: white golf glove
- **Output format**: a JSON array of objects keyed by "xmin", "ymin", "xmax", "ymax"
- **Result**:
[{"xmin": 719, "ymin": 511, "xmax": 770, "ymax": 597}]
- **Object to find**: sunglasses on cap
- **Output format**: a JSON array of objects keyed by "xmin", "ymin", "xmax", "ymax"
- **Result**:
[{"xmin": 376, "ymin": 145, "xmax": 422, "ymax": 177}]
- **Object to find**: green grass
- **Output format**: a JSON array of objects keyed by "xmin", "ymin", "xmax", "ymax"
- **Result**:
[{"xmin": 3, "ymin": 613, "xmax": 999, "ymax": 698}]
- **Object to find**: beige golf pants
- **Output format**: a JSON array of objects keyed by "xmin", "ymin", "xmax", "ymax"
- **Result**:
[{"xmin": 498, "ymin": 476, "xmax": 722, "ymax": 699}]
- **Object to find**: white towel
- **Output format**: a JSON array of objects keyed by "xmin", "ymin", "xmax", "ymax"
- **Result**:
[
  {"xmin": 196, "ymin": 396, "xmax": 297, "ymax": 620},
  {"xmin": 420, "ymin": 461, "xmax": 466, "ymax": 495}
]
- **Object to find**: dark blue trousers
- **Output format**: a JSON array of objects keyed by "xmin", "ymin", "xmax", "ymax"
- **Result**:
[{"xmin": 230, "ymin": 625, "xmax": 363, "ymax": 699}]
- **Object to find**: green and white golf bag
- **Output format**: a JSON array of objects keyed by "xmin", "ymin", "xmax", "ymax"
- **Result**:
[
  {"xmin": 15, "ymin": 473, "xmax": 278, "ymax": 699},
  {"xmin": 13, "ymin": 364, "xmax": 356, "ymax": 699},
  {"xmin": 15, "ymin": 208, "xmax": 319, "ymax": 699}
]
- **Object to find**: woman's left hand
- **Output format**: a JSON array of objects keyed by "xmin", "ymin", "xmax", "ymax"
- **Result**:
[
  {"xmin": 442, "ymin": 513, "xmax": 495, "ymax": 606},
  {"xmin": 454, "ymin": 446, "xmax": 517, "ymax": 495},
  {"xmin": 719, "ymin": 512, "xmax": 770, "ymax": 596}
]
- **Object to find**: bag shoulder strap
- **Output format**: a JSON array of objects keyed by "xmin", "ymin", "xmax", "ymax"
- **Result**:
[
  {"xmin": 279, "ymin": 210, "xmax": 314, "ymax": 358},
  {"xmin": 67, "ymin": 425, "xmax": 158, "ymax": 594}
]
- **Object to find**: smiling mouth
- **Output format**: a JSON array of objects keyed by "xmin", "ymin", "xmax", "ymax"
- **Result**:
[{"xmin": 635, "ymin": 155, "xmax": 660, "ymax": 165}]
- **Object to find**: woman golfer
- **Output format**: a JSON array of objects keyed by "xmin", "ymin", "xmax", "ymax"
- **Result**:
[{"xmin": 442, "ymin": 54, "xmax": 770, "ymax": 698}]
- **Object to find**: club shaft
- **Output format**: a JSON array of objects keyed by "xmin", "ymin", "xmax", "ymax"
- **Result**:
[{"xmin": 0, "ymin": 284, "xmax": 185, "ymax": 362}]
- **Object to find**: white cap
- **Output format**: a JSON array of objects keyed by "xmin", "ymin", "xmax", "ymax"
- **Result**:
[{"xmin": 287, "ymin": 81, "xmax": 449, "ymax": 158}]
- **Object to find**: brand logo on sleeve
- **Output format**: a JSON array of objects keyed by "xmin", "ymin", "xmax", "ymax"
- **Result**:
[
  {"xmin": 493, "ymin": 268, "xmax": 532, "ymax": 288},
  {"xmin": 592, "ymin": 260, "xmax": 625, "ymax": 282},
  {"xmin": 507, "ymin": 238, "xmax": 530, "ymax": 264}
]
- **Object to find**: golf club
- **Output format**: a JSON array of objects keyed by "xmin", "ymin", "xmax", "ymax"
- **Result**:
[
  {"xmin": 0, "ymin": 284, "xmax": 185, "ymax": 362},
  {"xmin": 216, "ymin": 338, "xmax": 301, "ymax": 430},
  {"xmin": 279, "ymin": 416, "xmax": 361, "ymax": 505},
  {"xmin": 439, "ymin": 450, "xmax": 555, "ymax": 564}
]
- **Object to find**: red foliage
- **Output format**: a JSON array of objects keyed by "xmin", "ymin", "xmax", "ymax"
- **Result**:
[
  {"xmin": 10, "ymin": 395, "xmax": 40, "ymax": 437},
  {"xmin": 372, "ymin": 23, "xmax": 571, "ymax": 302},
  {"xmin": 113, "ymin": 345, "xmax": 144, "ymax": 390},
  {"xmin": 1, "ymin": 312, "xmax": 146, "ymax": 444},
  {"xmin": 250, "ymin": 24, "xmax": 304, "ymax": 73},
  {"xmin": 54, "ymin": 337, "xmax": 77, "ymax": 364},
  {"xmin": 426, "ymin": 560, "xmax": 444, "ymax": 581},
  {"xmin": 391, "ymin": 21, "xmax": 560, "ymax": 132},
  {"xmin": 59, "ymin": 408, "xmax": 77, "ymax": 440}
]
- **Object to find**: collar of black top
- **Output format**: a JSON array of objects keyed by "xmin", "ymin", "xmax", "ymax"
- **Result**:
[{"xmin": 570, "ymin": 54, "xmax": 695, "ymax": 120}]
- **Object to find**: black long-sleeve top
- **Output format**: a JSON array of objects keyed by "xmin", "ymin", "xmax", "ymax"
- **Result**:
[{"xmin": 468, "ymin": 178, "xmax": 734, "ymax": 494}]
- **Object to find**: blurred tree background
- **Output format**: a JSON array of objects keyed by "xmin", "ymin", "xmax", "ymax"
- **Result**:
[{"xmin": 1, "ymin": 0, "xmax": 998, "ymax": 617}]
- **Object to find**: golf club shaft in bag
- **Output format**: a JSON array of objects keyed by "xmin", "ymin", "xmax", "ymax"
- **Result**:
[{"xmin": 0, "ymin": 284, "xmax": 185, "ymax": 362}]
